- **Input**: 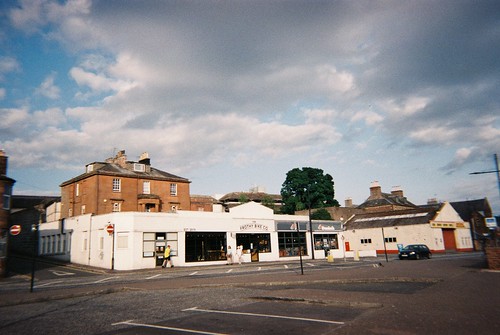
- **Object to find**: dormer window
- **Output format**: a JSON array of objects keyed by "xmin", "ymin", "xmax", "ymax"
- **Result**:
[
  {"xmin": 86, "ymin": 164, "xmax": 94, "ymax": 173},
  {"xmin": 134, "ymin": 163, "xmax": 145, "ymax": 172}
]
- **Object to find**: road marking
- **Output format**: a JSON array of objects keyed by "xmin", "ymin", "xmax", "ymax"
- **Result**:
[
  {"xmin": 226, "ymin": 269, "xmax": 233, "ymax": 273},
  {"xmin": 112, "ymin": 320, "xmax": 228, "ymax": 335},
  {"xmin": 306, "ymin": 263, "xmax": 316, "ymax": 267},
  {"xmin": 258, "ymin": 267, "xmax": 262, "ymax": 271},
  {"xmin": 183, "ymin": 307, "xmax": 345, "ymax": 325},
  {"xmin": 49, "ymin": 270, "xmax": 75, "ymax": 276},
  {"xmin": 35, "ymin": 280, "xmax": 64, "ymax": 288},
  {"xmin": 189, "ymin": 271, "xmax": 199, "ymax": 276},
  {"xmin": 93, "ymin": 276, "xmax": 118, "ymax": 284},
  {"xmin": 284, "ymin": 265, "xmax": 288, "ymax": 269},
  {"xmin": 146, "ymin": 274, "xmax": 162, "ymax": 280}
]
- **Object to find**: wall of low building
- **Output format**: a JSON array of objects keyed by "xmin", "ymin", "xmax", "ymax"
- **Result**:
[
  {"xmin": 454, "ymin": 224, "xmax": 474, "ymax": 251},
  {"xmin": 344, "ymin": 224, "xmax": 441, "ymax": 254},
  {"xmin": 39, "ymin": 206, "xmax": 349, "ymax": 270}
]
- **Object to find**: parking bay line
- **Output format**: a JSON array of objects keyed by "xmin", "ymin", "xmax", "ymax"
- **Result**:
[
  {"xmin": 183, "ymin": 307, "xmax": 345, "ymax": 325},
  {"xmin": 146, "ymin": 274, "xmax": 162, "ymax": 280},
  {"xmin": 92, "ymin": 276, "xmax": 118, "ymax": 284},
  {"xmin": 112, "ymin": 320, "xmax": 228, "ymax": 335},
  {"xmin": 35, "ymin": 280, "xmax": 64, "ymax": 288}
]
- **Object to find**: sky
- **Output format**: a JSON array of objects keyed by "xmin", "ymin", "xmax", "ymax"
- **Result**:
[{"xmin": 1, "ymin": 0, "xmax": 499, "ymax": 215}]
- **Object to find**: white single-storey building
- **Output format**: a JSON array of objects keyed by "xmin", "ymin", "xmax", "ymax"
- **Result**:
[
  {"xmin": 342, "ymin": 202, "xmax": 473, "ymax": 255},
  {"xmin": 38, "ymin": 202, "xmax": 354, "ymax": 270}
]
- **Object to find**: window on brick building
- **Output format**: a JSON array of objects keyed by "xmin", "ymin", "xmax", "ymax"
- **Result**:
[
  {"xmin": 113, "ymin": 202, "xmax": 121, "ymax": 212},
  {"xmin": 170, "ymin": 183, "xmax": 177, "ymax": 196},
  {"xmin": 143, "ymin": 181, "xmax": 150, "ymax": 194},
  {"xmin": 112, "ymin": 178, "xmax": 121, "ymax": 192}
]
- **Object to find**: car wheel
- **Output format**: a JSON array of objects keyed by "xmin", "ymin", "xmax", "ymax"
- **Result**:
[
  {"xmin": 417, "ymin": 254, "xmax": 421, "ymax": 260},
  {"xmin": 427, "ymin": 253, "xmax": 432, "ymax": 259}
]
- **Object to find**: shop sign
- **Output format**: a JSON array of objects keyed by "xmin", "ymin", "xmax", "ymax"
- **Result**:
[
  {"xmin": 239, "ymin": 223, "xmax": 269, "ymax": 231},
  {"xmin": 486, "ymin": 217, "xmax": 497, "ymax": 228},
  {"xmin": 431, "ymin": 222, "xmax": 456, "ymax": 228}
]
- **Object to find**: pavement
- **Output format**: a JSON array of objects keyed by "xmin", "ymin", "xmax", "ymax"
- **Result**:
[{"xmin": 1, "ymin": 252, "xmax": 499, "ymax": 335}]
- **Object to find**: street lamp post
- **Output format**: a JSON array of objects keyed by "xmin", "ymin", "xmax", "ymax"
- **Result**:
[
  {"xmin": 296, "ymin": 222, "xmax": 304, "ymax": 275},
  {"xmin": 31, "ymin": 204, "xmax": 44, "ymax": 293},
  {"xmin": 306, "ymin": 187, "xmax": 315, "ymax": 260}
]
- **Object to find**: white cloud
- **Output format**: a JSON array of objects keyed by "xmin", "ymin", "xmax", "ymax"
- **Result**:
[
  {"xmin": 316, "ymin": 65, "xmax": 356, "ymax": 94},
  {"xmin": 384, "ymin": 96, "xmax": 430, "ymax": 118},
  {"xmin": 33, "ymin": 108, "xmax": 65, "ymax": 127},
  {"xmin": 35, "ymin": 73, "xmax": 60, "ymax": 99},
  {"xmin": 69, "ymin": 67, "xmax": 137, "ymax": 94},
  {"xmin": 0, "ymin": 107, "xmax": 29, "ymax": 131},
  {"xmin": 0, "ymin": 57, "xmax": 20, "ymax": 79},
  {"xmin": 303, "ymin": 108, "xmax": 338, "ymax": 124},
  {"xmin": 9, "ymin": 0, "xmax": 91, "ymax": 33},
  {"xmin": 408, "ymin": 126, "xmax": 459, "ymax": 145},
  {"xmin": 350, "ymin": 110, "xmax": 384, "ymax": 126}
]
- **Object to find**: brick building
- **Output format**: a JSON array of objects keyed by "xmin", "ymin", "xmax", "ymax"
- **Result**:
[
  {"xmin": 60, "ymin": 150, "xmax": 191, "ymax": 218},
  {"xmin": 357, "ymin": 181, "xmax": 417, "ymax": 212}
]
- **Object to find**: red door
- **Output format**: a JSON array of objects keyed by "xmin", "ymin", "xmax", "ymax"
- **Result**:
[
  {"xmin": 442, "ymin": 229, "xmax": 457, "ymax": 251},
  {"xmin": 345, "ymin": 241, "xmax": 350, "ymax": 251}
]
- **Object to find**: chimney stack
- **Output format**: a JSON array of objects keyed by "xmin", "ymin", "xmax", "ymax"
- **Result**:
[
  {"xmin": 139, "ymin": 152, "xmax": 150, "ymax": 165},
  {"xmin": 344, "ymin": 197, "xmax": 353, "ymax": 208},
  {"xmin": 0, "ymin": 150, "xmax": 7, "ymax": 176},
  {"xmin": 369, "ymin": 181, "xmax": 382, "ymax": 199},
  {"xmin": 391, "ymin": 186, "xmax": 404, "ymax": 198}
]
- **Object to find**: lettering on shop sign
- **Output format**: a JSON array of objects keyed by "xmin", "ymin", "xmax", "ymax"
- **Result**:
[
  {"xmin": 317, "ymin": 224, "xmax": 336, "ymax": 231},
  {"xmin": 240, "ymin": 223, "xmax": 269, "ymax": 231},
  {"xmin": 184, "ymin": 228, "xmax": 196, "ymax": 231}
]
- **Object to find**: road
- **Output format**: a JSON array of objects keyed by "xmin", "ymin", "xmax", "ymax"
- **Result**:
[{"xmin": 0, "ymin": 253, "xmax": 498, "ymax": 335}]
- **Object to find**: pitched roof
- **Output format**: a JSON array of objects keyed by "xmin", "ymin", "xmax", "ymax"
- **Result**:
[
  {"xmin": 357, "ymin": 192, "xmax": 417, "ymax": 209},
  {"xmin": 60, "ymin": 162, "xmax": 190, "ymax": 186},
  {"xmin": 219, "ymin": 192, "xmax": 282, "ymax": 202},
  {"xmin": 345, "ymin": 206, "xmax": 440, "ymax": 229},
  {"xmin": 11, "ymin": 195, "xmax": 61, "ymax": 210},
  {"xmin": 450, "ymin": 198, "xmax": 492, "ymax": 221}
]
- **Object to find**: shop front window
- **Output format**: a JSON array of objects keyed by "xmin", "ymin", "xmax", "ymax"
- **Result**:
[
  {"xmin": 236, "ymin": 233, "xmax": 271, "ymax": 254},
  {"xmin": 314, "ymin": 234, "xmax": 339, "ymax": 250},
  {"xmin": 185, "ymin": 232, "xmax": 227, "ymax": 262},
  {"xmin": 278, "ymin": 232, "xmax": 307, "ymax": 257}
]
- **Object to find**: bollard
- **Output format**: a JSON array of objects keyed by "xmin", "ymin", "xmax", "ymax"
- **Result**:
[
  {"xmin": 354, "ymin": 250, "xmax": 360, "ymax": 261},
  {"xmin": 327, "ymin": 251, "xmax": 334, "ymax": 263}
]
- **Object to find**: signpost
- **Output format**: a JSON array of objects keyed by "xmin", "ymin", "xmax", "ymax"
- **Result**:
[
  {"xmin": 107, "ymin": 224, "xmax": 115, "ymax": 270},
  {"xmin": 106, "ymin": 224, "xmax": 114, "ymax": 235},
  {"xmin": 9, "ymin": 225, "xmax": 21, "ymax": 236}
]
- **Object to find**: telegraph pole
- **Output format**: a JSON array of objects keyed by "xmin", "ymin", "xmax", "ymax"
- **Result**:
[{"xmin": 470, "ymin": 153, "xmax": 500, "ymax": 199}]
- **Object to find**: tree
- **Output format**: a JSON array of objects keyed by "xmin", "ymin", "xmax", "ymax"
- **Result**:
[
  {"xmin": 310, "ymin": 208, "xmax": 332, "ymax": 220},
  {"xmin": 280, "ymin": 167, "xmax": 339, "ymax": 214}
]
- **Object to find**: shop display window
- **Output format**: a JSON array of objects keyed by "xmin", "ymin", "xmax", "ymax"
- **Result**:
[
  {"xmin": 185, "ymin": 232, "xmax": 227, "ymax": 262},
  {"xmin": 278, "ymin": 232, "xmax": 307, "ymax": 257},
  {"xmin": 235, "ymin": 233, "xmax": 271, "ymax": 254}
]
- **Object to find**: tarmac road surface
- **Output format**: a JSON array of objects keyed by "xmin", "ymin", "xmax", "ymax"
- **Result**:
[{"xmin": 0, "ymin": 252, "xmax": 498, "ymax": 335}]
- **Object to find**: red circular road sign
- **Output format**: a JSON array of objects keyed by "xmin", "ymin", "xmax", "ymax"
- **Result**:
[
  {"xmin": 106, "ymin": 224, "xmax": 114, "ymax": 234},
  {"xmin": 10, "ymin": 225, "xmax": 21, "ymax": 236}
]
